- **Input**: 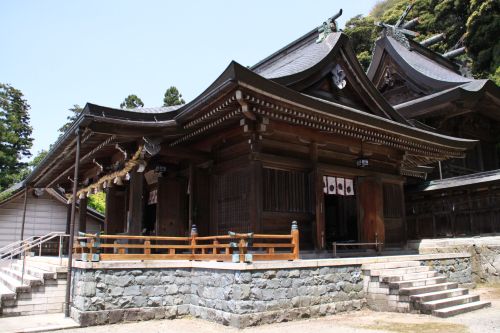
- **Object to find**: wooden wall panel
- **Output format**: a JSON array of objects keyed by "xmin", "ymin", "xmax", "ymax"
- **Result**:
[
  {"xmin": 211, "ymin": 167, "xmax": 250, "ymax": 234},
  {"xmin": 156, "ymin": 176, "xmax": 187, "ymax": 236},
  {"xmin": 105, "ymin": 186, "xmax": 127, "ymax": 234},
  {"xmin": 261, "ymin": 211, "xmax": 313, "ymax": 250},
  {"xmin": 127, "ymin": 171, "xmax": 144, "ymax": 235},
  {"xmin": 383, "ymin": 183, "xmax": 405, "ymax": 245},
  {"xmin": 194, "ymin": 168, "xmax": 211, "ymax": 236},
  {"xmin": 358, "ymin": 177, "xmax": 385, "ymax": 244}
]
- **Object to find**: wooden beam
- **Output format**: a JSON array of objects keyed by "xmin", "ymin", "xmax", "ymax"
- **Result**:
[{"xmin": 159, "ymin": 146, "xmax": 211, "ymax": 162}]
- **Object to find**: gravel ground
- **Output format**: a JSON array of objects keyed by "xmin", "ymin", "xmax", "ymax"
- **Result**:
[{"xmin": 52, "ymin": 284, "xmax": 500, "ymax": 333}]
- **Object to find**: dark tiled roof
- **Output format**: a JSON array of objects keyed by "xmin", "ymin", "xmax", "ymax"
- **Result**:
[
  {"xmin": 386, "ymin": 37, "xmax": 470, "ymax": 84},
  {"xmin": 252, "ymin": 32, "xmax": 340, "ymax": 79},
  {"xmin": 367, "ymin": 35, "xmax": 472, "ymax": 92},
  {"xmin": 130, "ymin": 105, "xmax": 183, "ymax": 114}
]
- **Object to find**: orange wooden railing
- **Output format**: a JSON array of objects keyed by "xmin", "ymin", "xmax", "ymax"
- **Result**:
[{"xmin": 74, "ymin": 221, "xmax": 299, "ymax": 263}]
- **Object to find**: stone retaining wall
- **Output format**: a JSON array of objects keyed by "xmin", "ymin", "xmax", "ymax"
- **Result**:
[
  {"xmin": 419, "ymin": 257, "xmax": 473, "ymax": 286},
  {"xmin": 70, "ymin": 253, "xmax": 471, "ymax": 328},
  {"xmin": 71, "ymin": 265, "xmax": 365, "ymax": 328},
  {"xmin": 409, "ymin": 236, "xmax": 500, "ymax": 283}
]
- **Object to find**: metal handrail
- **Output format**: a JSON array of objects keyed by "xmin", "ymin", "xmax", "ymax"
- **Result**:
[
  {"xmin": 0, "ymin": 232, "xmax": 70, "ymax": 285},
  {"xmin": 0, "ymin": 232, "xmax": 69, "ymax": 262},
  {"xmin": 0, "ymin": 236, "xmax": 37, "ymax": 253}
]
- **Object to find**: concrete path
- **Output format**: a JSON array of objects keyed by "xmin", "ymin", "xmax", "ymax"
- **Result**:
[{"xmin": 1, "ymin": 313, "xmax": 79, "ymax": 333}]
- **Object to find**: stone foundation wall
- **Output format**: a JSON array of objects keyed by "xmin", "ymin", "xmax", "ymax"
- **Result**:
[
  {"xmin": 71, "ymin": 265, "xmax": 365, "ymax": 328},
  {"xmin": 409, "ymin": 236, "xmax": 500, "ymax": 283},
  {"xmin": 419, "ymin": 257, "xmax": 473, "ymax": 286}
]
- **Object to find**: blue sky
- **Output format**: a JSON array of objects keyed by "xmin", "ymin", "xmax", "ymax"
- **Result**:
[{"xmin": 1, "ymin": 1, "xmax": 379, "ymax": 157}]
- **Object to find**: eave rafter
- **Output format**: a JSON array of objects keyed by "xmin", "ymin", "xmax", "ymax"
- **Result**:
[
  {"xmin": 47, "ymin": 134, "xmax": 117, "ymax": 188},
  {"xmin": 241, "ymin": 92, "xmax": 465, "ymax": 160},
  {"xmin": 31, "ymin": 128, "xmax": 94, "ymax": 187},
  {"xmin": 164, "ymin": 87, "xmax": 468, "ymax": 180}
]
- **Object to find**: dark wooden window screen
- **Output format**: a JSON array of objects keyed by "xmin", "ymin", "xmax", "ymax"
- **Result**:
[
  {"xmin": 383, "ymin": 183, "xmax": 403, "ymax": 218},
  {"xmin": 263, "ymin": 168, "xmax": 309, "ymax": 213},
  {"xmin": 214, "ymin": 168, "xmax": 250, "ymax": 234}
]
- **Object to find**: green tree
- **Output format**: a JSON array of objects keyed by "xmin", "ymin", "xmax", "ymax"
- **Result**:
[
  {"xmin": 58, "ymin": 104, "xmax": 83, "ymax": 134},
  {"xmin": 465, "ymin": 0, "xmax": 500, "ymax": 78},
  {"xmin": 0, "ymin": 83, "xmax": 33, "ymax": 191},
  {"xmin": 341, "ymin": 0, "xmax": 499, "ymax": 83},
  {"xmin": 120, "ymin": 94, "xmax": 144, "ymax": 109},
  {"xmin": 13, "ymin": 149, "xmax": 49, "ymax": 182},
  {"xmin": 163, "ymin": 86, "xmax": 185, "ymax": 106},
  {"xmin": 88, "ymin": 192, "xmax": 106, "ymax": 214},
  {"xmin": 343, "ymin": 15, "xmax": 378, "ymax": 70}
]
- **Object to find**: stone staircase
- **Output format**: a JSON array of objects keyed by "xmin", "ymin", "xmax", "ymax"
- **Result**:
[
  {"xmin": 363, "ymin": 260, "xmax": 491, "ymax": 317},
  {"xmin": 0, "ymin": 257, "xmax": 67, "ymax": 316}
]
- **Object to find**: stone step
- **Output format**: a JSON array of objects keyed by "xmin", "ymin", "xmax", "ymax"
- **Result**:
[
  {"xmin": 389, "ymin": 276, "xmax": 446, "ymax": 289},
  {"xmin": 420, "ymin": 294, "xmax": 480, "ymax": 313},
  {"xmin": 18, "ymin": 260, "xmax": 66, "ymax": 274},
  {"xmin": 0, "ymin": 284, "xmax": 16, "ymax": 301},
  {"xmin": 432, "ymin": 300, "xmax": 491, "ymax": 318},
  {"xmin": 362, "ymin": 260, "xmax": 420, "ymax": 270},
  {"xmin": 381, "ymin": 271, "xmax": 437, "ymax": 282},
  {"xmin": 399, "ymin": 282, "xmax": 459, "ymax": 296},
  {"xmin": 0, "ymin": 267, "xmax": 43, "ymax": 287},
  {"xmin": 25, "ymin": 256, "xmax": 68, "ymax": 267},
  {"xmin": 365, "ymin": 265, "xmax": 431, "ymax": 277},
  {"xmin": 0, "ymin": 272, "xmax": 30, "ymax": 294},
  {"xmin": 410, "ymin": 288, "xmax": 469, "ymax": 303},
  {"xmin": 11, "ymin": 262, "xmax": 57, "ymax": 280}
]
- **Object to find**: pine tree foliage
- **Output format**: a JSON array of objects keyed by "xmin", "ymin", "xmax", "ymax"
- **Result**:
[
  {"xmin": 0, "ymin": 83, "xmax": 33, "ymax": 191},
  {"xmin": 58, "ymin": 104, "xmax": 83, "ymax": 134},
  {"xmin": 163, "ymin": 86, "xmax": 185, "ymax": 107},
  {"xmin": 120, "ymin": 94, "xmax": 144, "ymax": 109}
]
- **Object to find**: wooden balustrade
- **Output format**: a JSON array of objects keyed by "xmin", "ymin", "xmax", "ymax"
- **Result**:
[{"xmin": 74, "ymin": 221, "xmax": 300, "ymax": 263}]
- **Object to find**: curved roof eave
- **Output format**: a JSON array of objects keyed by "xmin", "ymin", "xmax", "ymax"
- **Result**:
[
  {"xmin": 368, "ymin": 36, "xmax": 470, "ymax": 90},
  {"xmin": 186, "ymin": 60, "xmax": 476, "ymax": 151},
  {"xmin": 250, "ymin": 32, "xmax": 412, "ymax": 126},
  {"xmin": 394, "ymin": 79, "xmax": 500, "ymax": 115}
]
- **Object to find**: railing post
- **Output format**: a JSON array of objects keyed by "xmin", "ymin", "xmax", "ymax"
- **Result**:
[
  {"xmin": 58, "ymin": 236, "xmax": 63, "ymax": 265},
  {"xmin": 213, "ymin": 239, "xmax": 219, "ymax": 255},
  {"xmin": 291, "ymin": 221, "xmax": 299, "ymax": 260},
  {"xmin": 21, "ymin": 241, "xmax": 27, "ymax": 285},
  {"xmin": 144, "ymin": 240, "xmax": 151, "ymax": 255},
  {"xmin": 190, "ymin": 225, "xmax": 198, "ymax": 259},
  {"xmin": 238, "ymin": 237, "xmax": 245, "ymax": 263}
]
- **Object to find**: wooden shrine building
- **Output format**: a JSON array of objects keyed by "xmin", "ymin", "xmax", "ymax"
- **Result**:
[
  {"xmin": 367, "ymin": 5, "xmax": 500, "ymax": 239},
  {"xmin": 22, "ymin": 11, "xmax": 481, "ymax": 253}
]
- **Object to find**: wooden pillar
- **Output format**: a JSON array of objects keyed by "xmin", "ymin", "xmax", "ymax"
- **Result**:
[
  {"xmin": 78, "ymin": 197, "xmax": 87, "ymax": 233},
  {"xmin": 105, "ymin": 186, "xmax": 127, "ymax": 234},
  {"xmin": 127, "ymin": 171, "xmax": 144, "ymax": 235},
  {"xmin": 310, "ymin": 143, "xmax": 324, "ymax": 251},
  {"xmin": 357, "ymin": 176, "xmax": 385, "ymax": 246},
  {"xmin": 65, "ymin": 204, "xmax": 72, "ymax": 235}
]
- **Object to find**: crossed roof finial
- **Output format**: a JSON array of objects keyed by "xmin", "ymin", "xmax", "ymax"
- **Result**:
[
  {"xmin": 316, "ymin": 9, "xmax": 343, "ymax": 44},
  {"xmin": 376, "ymin": 4, "xmax": 419, "ymax": 49}
]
